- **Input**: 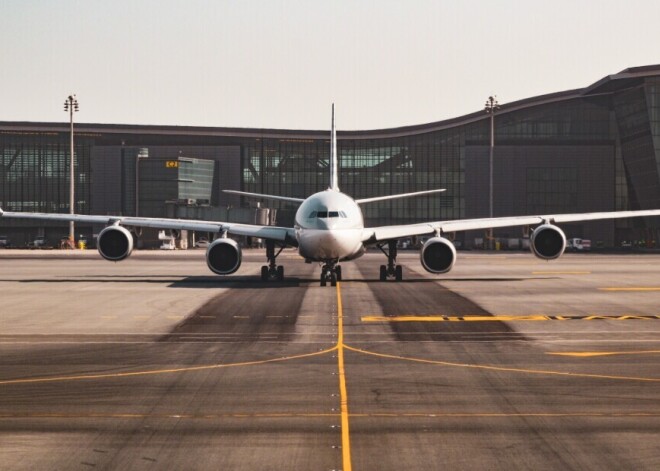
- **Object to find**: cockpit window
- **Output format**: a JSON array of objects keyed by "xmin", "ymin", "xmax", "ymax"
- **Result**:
[{"xmin": 312, "ymin": 210, "xmax": 347, "ymax": 218}]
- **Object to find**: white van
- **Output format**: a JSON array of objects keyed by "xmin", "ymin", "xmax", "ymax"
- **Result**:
[{"xmin": 567, "ymin": 238, "xmax": 591, "ymax": 252}]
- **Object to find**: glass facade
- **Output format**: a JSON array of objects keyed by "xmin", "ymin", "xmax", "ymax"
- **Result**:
[
  {"xmin": 243, "ymin": 135, "xmax": 462, "ymax": 226},
  {"xmin": 138, "ymin": 158, "xmax": 214, "ymax": 218},
  {"xmin": 0, "ymin": 134, "xmax": 91, "ymax": 213},
  {"xmin": 1, "ymin": 65, "xmax": 660, "ymax": 246}
]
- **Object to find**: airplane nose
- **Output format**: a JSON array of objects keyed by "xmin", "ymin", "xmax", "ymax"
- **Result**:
[{"xmin": 317, "ymin": 219, "xmax": 339, "ymax": 230}]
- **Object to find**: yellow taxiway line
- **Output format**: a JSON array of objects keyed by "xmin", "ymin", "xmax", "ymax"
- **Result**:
[
  {"xmin": 599, "ymin": 287, "xmax": 660, "ymax": 291},
  {"xmin": 336, "ymin": 282, "xmax": 352, "ymax": 471},
  {"xmin": 361, "ymin": 315, "xmax": 660, "ymax": 323},
  {"xmin": 344, "ymin": 345, "xmax": 660, "ymax": 383},
  {"xmin": 2, "ymin": 411, "xmax": 659, "ymax": 420},
  {"xmin": 547, "ymin": 350, "xmax": 660, "ymax": 358},
  {"xmin": 0, "ymin": 347, "xmax": 337, "ymax": 386}
]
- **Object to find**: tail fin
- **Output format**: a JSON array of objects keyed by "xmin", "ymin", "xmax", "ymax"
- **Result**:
[{"xmin": 329, "ymin": 104, "xmax": 339, "ymax": 191}]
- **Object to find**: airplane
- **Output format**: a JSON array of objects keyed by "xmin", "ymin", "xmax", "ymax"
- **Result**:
[{"xmin": 2, "ymin": 105, "xmax": 660, "ymax": 287}]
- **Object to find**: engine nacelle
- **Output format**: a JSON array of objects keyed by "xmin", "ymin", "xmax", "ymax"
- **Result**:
[
  {"xmin": 530, "ymin": 224, "xmax": 566, "ymax": 260},
  {"xmin": 97, "ymin": 225, "xmax": 134, "ymax": 261},
  {"xmin": 206, "ymin": 238, "xmax": 242, "ymax": 275},
  {"xmin": 420, "ymin": 236, "xmax": 457, "ymax": 274}
]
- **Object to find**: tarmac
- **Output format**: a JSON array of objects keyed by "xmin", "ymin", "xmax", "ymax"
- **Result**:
[{"xmin": 0, "ymin": 249, "xmax": 659, "ymax": 470}]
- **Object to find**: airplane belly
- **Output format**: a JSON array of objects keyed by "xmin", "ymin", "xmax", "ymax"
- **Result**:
[{"xmin": 298, "ymin": 229, "xmax": 363, "ymax": 261}]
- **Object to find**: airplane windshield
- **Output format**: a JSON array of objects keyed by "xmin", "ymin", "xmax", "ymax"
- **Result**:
[{"xmin": 310, "ymin": 210, "xmax": 346, "ymax": 218}]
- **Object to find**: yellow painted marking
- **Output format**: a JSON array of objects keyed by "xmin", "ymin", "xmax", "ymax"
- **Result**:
[
  {"xmin": 532, "ymin": 271, "xmax": 591, "ymax": 275},
  {"xmin": 599, "ymin": 287, "xmax": 660, "ymax": 291},
  {"xmin": 548, "ymin": 350, "xmax": 660, "ymax": 358},
  {"xmin": 336, "ymin": 282, "xmax": 352, "ymax": 471},
  {"xmin": 362, "ymin": 315, "xmax": 550, "ymax": 323},
  {"xmin": 2, "ymin": 411, "xmax": 659, "ymax": 419},
  {"xmin": 361, "ymin": 314, "xmax": 660, "ymax": 323},
  {"xmin": 343, "ymin": 345, "xmax": 660, "ymax": 383},
  {"xmin": 0, "ymin": 347, "xmax": 337, "ymax": 386},
  {"xmin": 233, "ymin": 315, "xmax": 250, "ymax": 319},
  {"xmin": 166, "ymin": 315, "xmax": 184, "ymax": 320}
]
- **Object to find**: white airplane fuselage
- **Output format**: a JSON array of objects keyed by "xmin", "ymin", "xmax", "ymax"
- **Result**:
[{"xmin": 294, "ymin": 190, "xmax": 366, "ymax": 262}]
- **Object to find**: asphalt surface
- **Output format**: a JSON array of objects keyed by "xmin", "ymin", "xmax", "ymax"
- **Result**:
[{"xmin": 0, "ymin": 249, "xmax": 659, "ymax": 470}]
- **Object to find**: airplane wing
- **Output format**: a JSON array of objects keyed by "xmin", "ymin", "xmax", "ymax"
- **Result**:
[
  {"xmin": 223, "ymin": 190, "xmax": 305, "ymax": 204},
  {"xmin": 355, "ymin": 189, "xmax": 446, "ymax": 204},
  {"xmin": 0, "ymin": 209, "xmax": 297, "ymax": 245},
  {"xmin": 362, "ymin": 209, "xmax": 660, "ymax": 244}
]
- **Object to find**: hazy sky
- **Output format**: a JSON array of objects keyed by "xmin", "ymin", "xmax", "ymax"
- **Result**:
[{"xmin": 1, "ymin": 0, "xmax": 659, "ymax": 130}]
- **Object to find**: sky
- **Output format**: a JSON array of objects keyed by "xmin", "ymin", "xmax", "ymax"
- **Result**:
[{"xmin": 1, "ymin": 0, "xmax": 659, "ymax": 130}]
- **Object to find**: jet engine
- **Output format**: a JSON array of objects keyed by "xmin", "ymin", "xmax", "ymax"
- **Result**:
[
  {"xmin": 206, "ymin": 238, "xmax": 242, "ymax": 275},
  {"xmin": 530, "ymin": 224, "xmax": 566, "ymax": 260},
  {"xmin": 97, "ymin": 225, "xmax": 134, "ymax": 261},
  {"xmin": 420, "ymin": 236, "xmax": 457, "ymax": 274}
]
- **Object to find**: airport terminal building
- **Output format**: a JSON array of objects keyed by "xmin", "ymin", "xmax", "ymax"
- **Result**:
[{"xmin": 1, "ymin": 65, "xmax": 660, "ymax": 248}]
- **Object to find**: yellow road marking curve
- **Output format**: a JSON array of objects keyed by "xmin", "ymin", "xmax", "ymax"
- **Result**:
[
  {"xmin": 343, "ymin": 345, "xmax": 660, "ymax": 383},
  {"xmin": 548, "ymin": 350, "xmax": 660, "ymax": 357},
  {"xmin": 361, "ymin": 314, "xmax": 660, "ymax": 322},
  {"xmin": 599, "ymin": 287, "xmax": 660, "ymax": 291},
  {"xmin": 0, "ymin": 347, "xmax": 337, "ymax": 386}
]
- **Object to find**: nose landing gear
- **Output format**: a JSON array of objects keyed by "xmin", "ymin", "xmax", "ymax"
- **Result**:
[{"xmin": 320, "ymin": 261, "xmax": 341, "ymax": 287}]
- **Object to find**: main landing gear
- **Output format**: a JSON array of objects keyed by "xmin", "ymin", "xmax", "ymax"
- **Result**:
[
  {"xmin": 261, "ymin": 240, "xmax": 285, "ymax": 281},
  {"xmin": 320, "ymin": 261, "xmax": 342, "ymax": 287},
  {"xmin": 377, "ymin": 240, "xmax": 403, "ymax": 282}
]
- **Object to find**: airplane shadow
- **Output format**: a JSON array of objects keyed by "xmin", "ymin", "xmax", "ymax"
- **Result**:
[
  {"xmin": 168, "ymin": 276, "xmax": 307, "ymax": 289},
  {"xmin": 4, "ymin": 275, "xmax": 550, "ymax": 287}
]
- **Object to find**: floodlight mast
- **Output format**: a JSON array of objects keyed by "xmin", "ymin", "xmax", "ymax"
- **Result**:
[
  {"xmin": 484, "ymin": 95, "xmax": 500, "ymax": 249},
  {"xmin": 63, "ymin": 94, "xmax": 79, "ymax": 247}
]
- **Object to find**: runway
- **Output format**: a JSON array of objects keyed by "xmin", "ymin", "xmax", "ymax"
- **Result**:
[{"xmin": 1, "ymin": 249, "xmax": 659, "ymax": 470}]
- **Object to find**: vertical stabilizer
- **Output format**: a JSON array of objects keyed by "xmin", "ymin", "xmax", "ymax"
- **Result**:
[{"xmin": 329, "ymin": 104, "xmax": 339, "ymax": 191}]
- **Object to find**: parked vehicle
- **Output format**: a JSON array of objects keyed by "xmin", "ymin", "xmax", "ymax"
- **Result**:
[
  {"xmin": 195, "ymin": 237, "xmax": 210, "ymax": 248},
  {"xmin": 0, "ymin": 235, "xmax": 10, "ymax": 248},
  {"xmin": 567, "ymin": 238, "xmax": 591, "ymax": 252},
  {"xmin": 160, "ymin": 239, "xmax": 176, "ymax": 250},
  {"xmin": 29, "ymin": 236, "xmax": 47, "ymax": 248}
]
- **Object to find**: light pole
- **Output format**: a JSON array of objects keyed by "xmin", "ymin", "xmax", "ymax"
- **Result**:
[
  {"xmin": 484, "ymin": 95, "xmax": 500, "ymax": 249},
  {"xmin": 63, "ymin": 94, "xmax": 79, "ymax": 247},
  {"xmin": 135, "ymin": 148, "xmax": 148, "ymax": 216}
]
